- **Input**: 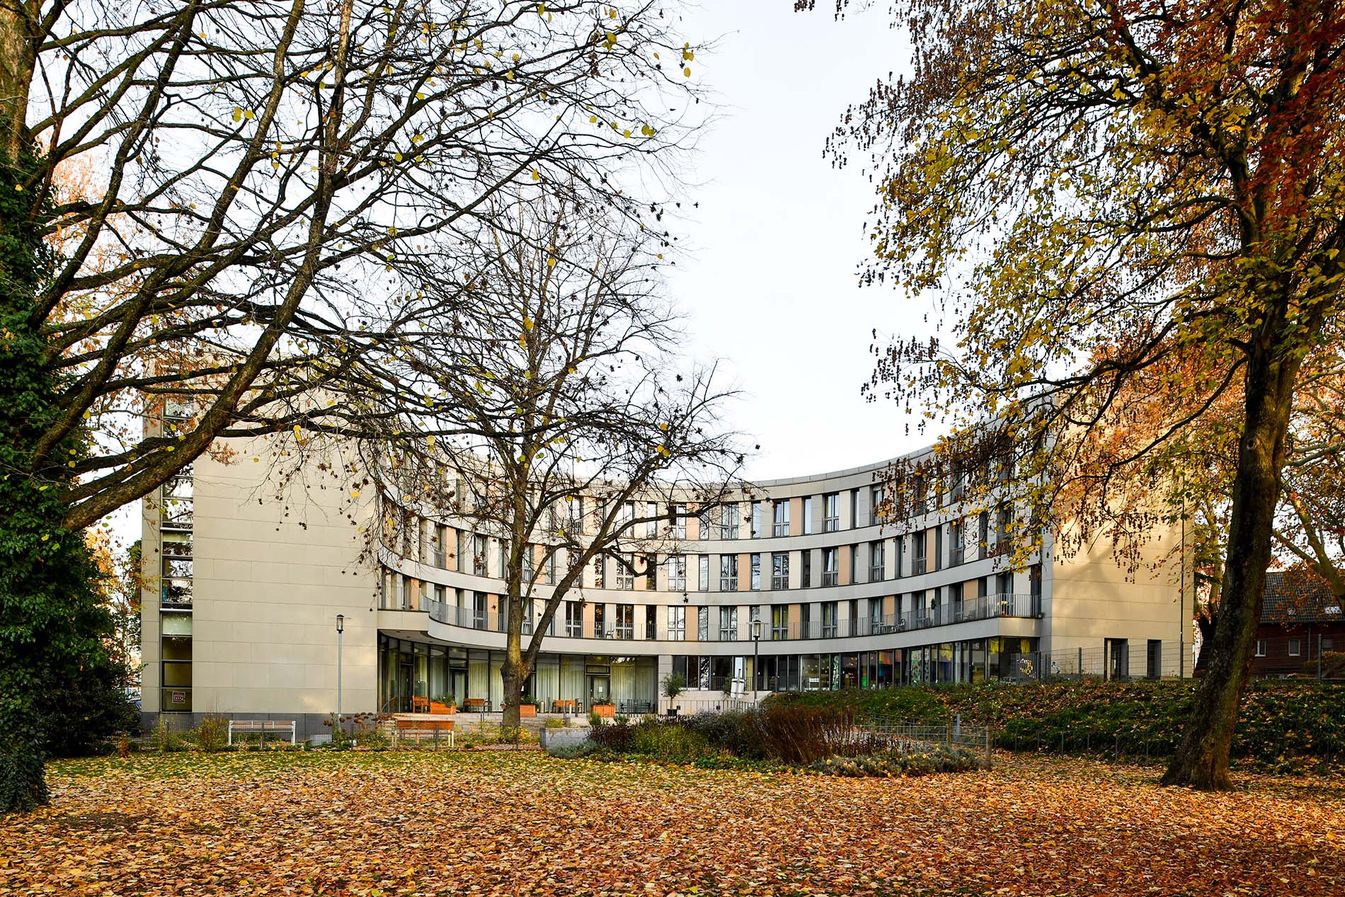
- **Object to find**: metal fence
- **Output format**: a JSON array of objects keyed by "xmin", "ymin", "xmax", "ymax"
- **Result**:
[
  {"xmin": 858, "ymin": 718, "xmax": 994, "ymax": 766},
  {"xmin": 1007, "ymin": 635, "xmax": 1343, "ymax": 682}
]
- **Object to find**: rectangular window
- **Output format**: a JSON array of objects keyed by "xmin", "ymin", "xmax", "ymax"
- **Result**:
[
  {"xmin": 720, "ymin": 504, "xmax": 740, "ymax": 540},
  {"xmin": 473, "ymin": 592, "xmax": 489, "ymax": 629},
  {"xmin": 823, "ymin": 493, "xmax": 839, "ymax": 532},
  {"xmin": 615, "ymin": 553, "xmax": 635, "ymax": 591},
  {"xmin": 432, "ymin": 524, "xmax": 447, "ymax": 567},
  {"xmin": 978, "ymin": 511, "xmax": 990, "ymax": 559},
  {"xmin": 592, "ymin": 554, "xmax": 605, "ymax": 589},
  {"xmin": 646, "ymin": 502, "xmax": 659, "ymax": 539},
  {"xmin": 669, "ymin": 503, "xmax": 687, "ymax": 539},
  {"xmin": 850, "ymin": 489, "xmax": 859, "ymax": 529},
  {"xmin": 698, "ymin": 606, "xmax": 710, "ymax": 641},
  {"xmin": 562, "ymin": 601, "xmax": 580, "ymax": 637},
  {"xmin": 750, "ymin": 553, "xmax": 762, "ymax": 590},
  {"xmin": 849, "ymin": 544, "xmax": 858, "ymax": 584},
  {"xmin": 667, "ymin": 606, "xmax": 686, "ymax": 641},
  {"xmin": 645, "ymin": 605, "xmax": 657, "ymax": 639},
  {"xmin": 614, "ymin": 604, "xmax": 634, "ymax": 639},
  {"xmin": 934, "ymin": 525, "xmax": 943, "ymax": 571},
  {"xmin": 771, "ymin": 605, "xmax": 790, "ymax": 640},
  {"xmin": 870, "ymin": 541, "xmax": 885, "ymax": 582},
  {"xmin": 473, "ymin": 534, "xmax": 488, "ymax": 576},
  {"xmin": 719, "ymin": 554, "xmax": 739, "ymax": 591},
  {"xmin": 803, "ymin": 496, "xmax": 815, "ymax": 534},
  {"xmin": 913, "ymin": 475, "xmax": 927, "ymax": 516},
  {"xmin": 870, "ymin": 485, "xmax": 885, "ymax": 525},
  {"xmin": 594, "ymin": 603, "xmax": 607, "ymax": 638},
  {"xmin": 772, "ymin": 500, "xmax": 790, "ymax": 537},
  {"xmin": 667, "ymin": 555, "xmax": 687, "ymax": 592},
  {"xmin": 698, "ymin": 555, "xmax": 710, "ymax": 592},
  {"xmin": 718, "ymin": 606, "xmax": 739, "ymax": 641},
  {"xmin": 771, "ymin": 552, "xmax": 789, "ymax": 590},
  {"xmin": 821, "ymin": 547, "xmax": 838, "ymax": 586},
  {"xmin": 913, "ymin": 532, "xmax": 927, "ymax": 574},
  {"xmin": 801, "ymin": 550, "xmax": 812, "ymax": 588},
  {"xmin": 895, "ymin": 535, "xmax": 904, "ymax": 578},
  {"xmin": 751, "ymin": 501, "xmax": 764, "ymax": 538},
  {"xmin": 996, "ymin": 503, "xmax": 1012, "ymax": 555},
  {"xmin": 822, "ymin": 601, "xmax": 838, "ymax": 638},
  {"xmin": 1288, "ymin": 638, "xmax": 1302, "ymax": 657},
  {"xmin": 950, "ymin": 518, "xmax": 965, "ymax": 566},
  {"xmin": 699, "ymin": 508, "xmax": 714, "ymax": 540}
]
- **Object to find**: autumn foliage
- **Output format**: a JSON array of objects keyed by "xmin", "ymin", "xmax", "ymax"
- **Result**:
[{"xmin": 4, "ymin": 751, "xmax": 1343, "ymax": 896}]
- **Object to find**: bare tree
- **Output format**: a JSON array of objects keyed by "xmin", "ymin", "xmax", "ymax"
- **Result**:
[
  {"xmin": 365, "ymin": 196, "xmax": 744, "ymax": 727},
  {"xmin": 0, "ymin": 0, "xmax": 709, "ymax": 810}
]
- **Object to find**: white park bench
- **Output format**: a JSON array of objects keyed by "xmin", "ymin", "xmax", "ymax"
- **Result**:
[{"xmin": 226, "ymin": 719, "xmax": 296, "ymax": 746}]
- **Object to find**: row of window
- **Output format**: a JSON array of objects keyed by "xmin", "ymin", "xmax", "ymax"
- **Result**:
[
  {"xmin": 388, "ymin": 483, "xmax": 1016, "ymax": 561},
  {"xmin": 391, "ymin": 502, "xmax": 1018, "ymax": 596},
  {"xmin": 386, "ymin": 568, "xmax": 1042, "ymax": 641}
]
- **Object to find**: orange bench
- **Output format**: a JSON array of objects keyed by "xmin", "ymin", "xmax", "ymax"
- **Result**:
[
  {"xmin": 551, "ymin": 699, "xmax": 578, "ymax": 713},
  {"xmin": 463, "ymin": 698, "xmax": 490, "ymax": 713}
]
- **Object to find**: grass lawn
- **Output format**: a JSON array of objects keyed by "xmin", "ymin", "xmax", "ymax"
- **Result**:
[{"xmin": 2, "ymin": 751, "xmax": 1342, "ymax": 896}]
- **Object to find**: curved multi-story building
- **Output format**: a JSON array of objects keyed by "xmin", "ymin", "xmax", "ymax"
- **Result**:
[{"xmin": 140, "ymin": 432, "xmax": 1187, "ymax": 737}]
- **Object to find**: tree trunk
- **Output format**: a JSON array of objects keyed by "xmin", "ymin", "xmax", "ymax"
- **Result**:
[
  {"xmin": 500, "ymin": 633, "xmax": 527, "ymax": 732},
  {"xmin": 1163, "ymin": 333, "xmax": 1300, "ymax": 790}
]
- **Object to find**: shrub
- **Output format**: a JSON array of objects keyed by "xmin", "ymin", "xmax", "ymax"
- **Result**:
[
  {"xmin": 189, "ymin": 714, "xmax": 231, "ymax": 752},
  {"xmin": 589, "ymin": 716, "xmax": 635, "ymax": 752},
  {"xmin": 680, "ymin": 710, "xmax": 767, "ymax": 760},
  {"xmin": 544, "ymin": 717, "xmax": 566, "ymax": 729},
  {"xmin": 811, "ymin": 746, "xmax": 988, "ymax": 778},
  {"xmin": 629, "ymin": 721, "xmax": 713, "ymax": 762},
  {"xmin": 149, "ymin": 716, "xmax": 183, "ymax": 753},
  {"xmin": 548, "ymin": 740, "xmax": 600, "ymax": 759},
  {"xmin": 755, "ymin": 704, "xmax": 877, "ymax": 765}
]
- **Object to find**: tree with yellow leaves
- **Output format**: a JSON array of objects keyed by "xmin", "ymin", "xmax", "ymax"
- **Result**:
[{"xmin": 811, "ymin": 0, "xmax": 1345, "ymax": 789}]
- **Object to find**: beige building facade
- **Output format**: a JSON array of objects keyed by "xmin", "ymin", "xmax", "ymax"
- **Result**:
[{"xmin": 141, "ymin": 429, "xmax": 1188, "ymax": 736}]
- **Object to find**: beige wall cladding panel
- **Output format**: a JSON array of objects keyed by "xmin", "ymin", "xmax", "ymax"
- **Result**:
[
  {"xmin": 1048, "ymin": 521, "xmax": 1184, "ymax": 652},
  {"xmin": 839, "ymin": 546, "xmax": 852, "ymax": 586},
  {"xmin": 789, "ymin": 498, "xmax": 803, "ymax": 537},
  {"xmin": 964, "ymin": 577, "xmax": 982, "ymax": 597}
]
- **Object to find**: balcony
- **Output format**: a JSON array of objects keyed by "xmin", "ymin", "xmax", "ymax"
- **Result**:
[{"xmin": 420, "ymin": 593, "xmax": 1041, "ymax": 643}]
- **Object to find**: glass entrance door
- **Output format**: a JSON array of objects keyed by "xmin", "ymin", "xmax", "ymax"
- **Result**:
[{"xmin": 587, "ymin": 674, "xmax": 610, "ymax": 708}]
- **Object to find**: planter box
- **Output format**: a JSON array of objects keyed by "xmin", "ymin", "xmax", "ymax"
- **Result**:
[
  {"xmin": 591, "ymin": 703, "xmax": 616, "ymax": 718},
  {"xmin": 518, "ymin": 704, "xmax": 537, "ymax": 718}
]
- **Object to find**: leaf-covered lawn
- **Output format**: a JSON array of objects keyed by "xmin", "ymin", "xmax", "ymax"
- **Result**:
[{"xmin": 3, "ymin": 751, "xmax": 1342, "ymax": 896}]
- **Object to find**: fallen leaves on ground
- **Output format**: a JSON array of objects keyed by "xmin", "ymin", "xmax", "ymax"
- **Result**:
[{"xmin": 2, "ymin": 751, "xmax": 1342, "ymax": 896}]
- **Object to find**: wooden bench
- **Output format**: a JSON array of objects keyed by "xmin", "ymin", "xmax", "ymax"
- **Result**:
[
  {"xmin": 394, "ymin": 718, "xmax": 455, "ymax": 748},
  {"xmin": 227, "ymin": 719, "xmax": 296, "ymax": 746},
  {"xmin": 462, "ymin": 698, "xmax": 490, "ymax": 713},
  {"xmin": 551, "ymin": 699, "xmax": 578, "ymax": 714}
]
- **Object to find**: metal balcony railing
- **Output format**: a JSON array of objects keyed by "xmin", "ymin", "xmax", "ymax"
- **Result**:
[{"xmin": 421, "ymin": 593, "xmax": 1041, "ymax": 642}]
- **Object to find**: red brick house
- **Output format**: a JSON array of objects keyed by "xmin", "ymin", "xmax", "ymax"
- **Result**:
[{"xmin": 1253, "ymin": 572, "xmax": 1345, "ymax": 678}]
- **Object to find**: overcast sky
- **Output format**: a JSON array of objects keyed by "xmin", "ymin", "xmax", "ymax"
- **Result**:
[{"xmin": 662, "ymin": 3, "xmax": 932, "ymax": 480}]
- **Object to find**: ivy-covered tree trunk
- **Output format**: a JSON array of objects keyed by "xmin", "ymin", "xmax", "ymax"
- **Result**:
[
  {"xmin": 0, "ymin": 127, "xmax": 104, "ymax": 811},
  {"xmin": 1163, "ymin": 329, "xmax": 1301, "ymax": 789}
]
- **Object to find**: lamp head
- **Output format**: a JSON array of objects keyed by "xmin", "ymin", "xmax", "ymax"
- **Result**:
[{"xmin": 336, "ymin": 613, "xmax": 345, "ymax": 634}]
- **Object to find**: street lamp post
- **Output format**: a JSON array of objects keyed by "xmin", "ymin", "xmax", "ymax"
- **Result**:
[
  {"xmin": 335, "ymin": 614, "xmax": 345, "ymax": 737},
  {"xmin": 750, "ymin": 616, "xmax": 763, "ymax": 696}
]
